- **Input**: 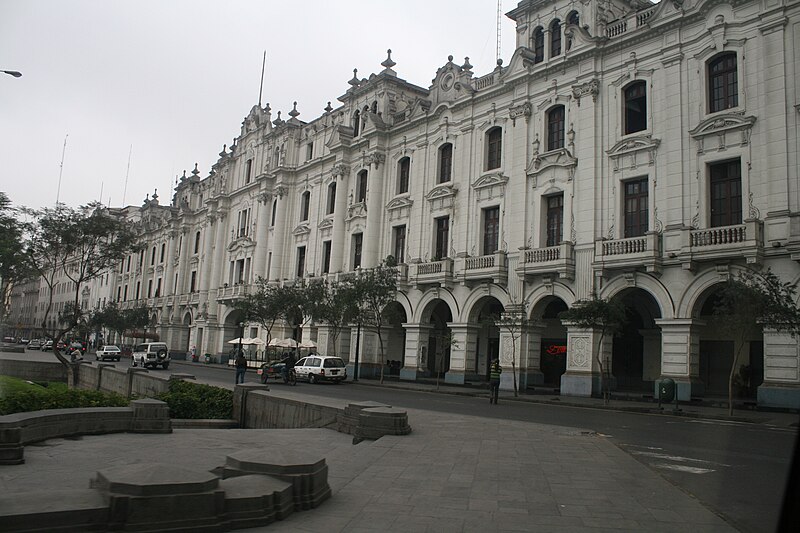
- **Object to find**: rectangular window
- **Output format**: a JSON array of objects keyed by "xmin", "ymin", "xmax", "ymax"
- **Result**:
[
  {"xmin": 434, "ymin": 216, "xmax": 449, "ymax": 260},
  {"xmin": 322, "ymin": 241, "xmax": 332, "ymax": 274},
  {"xmin": 236, "ymin": 259, "xmax": 245, "ymax": 284},
  {"xmin": 547, "ymin": 107, "xmax": 565, "ymax": 151},
  {"xmin": 306, "ymin": 142, "xmax": 313, "ymax": 161},
  {"xmin": 624, "ymin": 82, "xmax": 647, "ymax": 135},
  {"xmin": 194, "ymin": 231, "xmax": 201, "ymax": 254},
  {"xmin": 155, "ymin": 278, "xmax": 161, "ymax": 298},
  {"xmin": 190, "ymin": 271, "xmax": 197, "ymax": 293},
  {"xmin": 160, "ymin": 243, "xmax": 166, "ymax": 263},
  {"xmin": 710, "ymin": 160, "xmax": 742, "ymax": 227},
  {"xmin": 546, "ymin": 195, "xmax": 564, "ymax": 247},
  {"xmin": 398, "ymin": 158, "xmax": 410, "ymax": 194},
  {"xmin": 439, "ymin": 144, "xmax": 453, "ymax": 183},
  {"xmin": 126, "ymin": 256, "xmax": 131, "ymax": 272},
  {"xmin": 487, "ymin": 129, "xmax": 502, "ymax": 170},
  {"xmin": 393, "ymin": 225, "xmax": 406, "ymax": 264},
  {"xmin": 135, "ymin": 281, "xmax": 141, "ymax": 300},
  {"xmin": 482, "ymin": 207, "xmax": 500, "ymax": 254},
  {"xmin": 352, "ymin": 234, "xmax": 363, "ymax": 269},
  {"xmin": 357, "ymin": 171, "xmax": 368, "ymax": 202},
  {"xmin": 624, "ymin": 179, "xmax": 649, "ymax": 238},
  {"xmin": 123, "ymin": 286, "xmax": 128, "ymax": 301},
  {"xmin": 244, "ymin": 158, "xmax": 253, "ymax": 184},
  {"xmin": 296, "ymin": 246, "xmax": 306, "ymax": 278},
  {"xmin": 326, "ymin": 183, "xmax": 336, "ymax": 215},
  {"xmin": 147, "ymin": 279, "xmax": 153, "ymax": 298}
]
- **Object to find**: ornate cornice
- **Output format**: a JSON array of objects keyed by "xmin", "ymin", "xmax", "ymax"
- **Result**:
[{"xmin": 571, "ymin": 79, "xmax": 599, "ymax": 106}]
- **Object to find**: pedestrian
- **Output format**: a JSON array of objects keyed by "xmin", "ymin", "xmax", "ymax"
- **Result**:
[
  {"xmin": 235, "ymin": 350, "xmax": 247, "ymax": 384},
  {"xmin": 489, "ymin": 358, "xmax": 502, "ymax": 404}
]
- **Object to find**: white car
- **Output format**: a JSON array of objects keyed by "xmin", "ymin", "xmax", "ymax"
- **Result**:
[
  {"xmin": 96, "ymin": 345, "xmax": 122, "ymax": 361},
  {"xmin": 131, "ymin": 342, "xmax": 170, "ymax": 369},
  {"xmin": 294, "ymin": 355, "xmax": 347, "ymax": 384}
]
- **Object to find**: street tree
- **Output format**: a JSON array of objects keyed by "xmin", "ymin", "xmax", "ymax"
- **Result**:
[
  {"xmin": 232, "ymin": 277, "xmax": 286, "ymax": 344},
  {"xmin": 559, "ymin": 294, "xmax": 626, "ymax": 405},
  {"xmin": 484, "ymin": 302, "xmax": 529, "ymax": 397},
  {"xmin": 22, "ymin": 202, "xmax": 141, "ymax": 379},
  {"xmin": 432, "ymin": 330, "xmax": 458, "ymax": 391},
  {"xmin": 303, "ymin": 279, "xmax": 357, "ymax": 358},
  {"xmin": 90, "ymin": 301, "xmax": 151, "ymax": 346},
  {"xmin": 712, "ymin": 269, "xmax": 800, "ymax": 416},
  {"xmin": 349, "ymin": 263, "xmax": 398, "ymax": 384},
  {"xmin": 0, "ymin": 192, "xmax": 32, "ymax": 326}
]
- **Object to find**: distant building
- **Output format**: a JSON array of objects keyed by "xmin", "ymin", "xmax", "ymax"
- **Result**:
[{"xmin": 107, "ymin": 0, "xmax": 799, "ymax": 408}]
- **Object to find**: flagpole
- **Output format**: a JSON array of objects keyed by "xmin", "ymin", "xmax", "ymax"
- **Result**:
[{"xmin": 258, "ymin": 50, "xmax": 266, "ymax": 107}]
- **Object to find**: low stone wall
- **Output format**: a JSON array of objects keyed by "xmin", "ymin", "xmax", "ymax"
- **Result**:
[
  {"xmin": 0, "ymin": 399, "xmax": 171, "ymax": 465},
  {"xmin": 0, "ymin": 358, "xmax": 67, "ymax": 383},
  {"xmin": 76, "ymin": 363, "xmax": 172, "ymax": 398},
  {"xmin": 232, "ymin": 384, "xmax": 340, "ymax": 430}
]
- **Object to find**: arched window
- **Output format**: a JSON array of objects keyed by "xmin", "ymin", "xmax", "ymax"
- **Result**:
[
  {"xmin": 566, "ymin": 12, "xmax": 579, "ymax": 50},
  {"xmin": 270, "ymin": 199, "xmax": 277, "ymax": 226},
  {"xmin": 356, "ymin": 170, "xmax": 368, "ymax": 202},
  {"xmin": 708, "ymin": 53, "xmax": 738, "ymax": 113},
  {"xmin": 194, "ymin": 231, "xmax": 201, "ymax": 254},
  {"xmin": 300, "ymin": 191, "xmax": 311, "ymax": 222},
  {"xmin": 623, "ymin": 81, "xmax": 647, "ymax": 134},
  {"xmin": 371, "ymin": 101, "xmax": 378, "ymax": 114},
  {"xmin": 352, "ymin": 110, "xmax": 360, "ymax": 136},
  {"xmin": 547, "ymin": 106, "xmax": 565, "ymax": 151},
  {"xmin": 533, "ymin": 27, "xmax": 544, "ymax": 63},
  {"xmin": 550, "ymin": 19, "xmax": 562, "ymax": 58},
  {"xmin": 486, "ymin": 128, "xmax": 502, "ymax": 170},
  {"xmin": 397, "ymin": 157, "xmax": 410, "ymax": 194},
  {"xmin": 326, "ymin": 182, "xmax": 336, "ymax": 215},
  {"xmin": 439, "ymin": 143, "xmax": 453, "ymax": 183}
]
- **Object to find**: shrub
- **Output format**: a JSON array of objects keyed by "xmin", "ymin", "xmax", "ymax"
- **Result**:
[
  {"xmin": 0, "ymin": 386, "xmax": 129, "ymax": 415},
  {"xmin": 155, "ymin": 379, "xmax": 233, "ymax": 419}
]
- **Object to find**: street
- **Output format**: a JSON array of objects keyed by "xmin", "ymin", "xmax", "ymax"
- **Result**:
[{"xmin": 178, "ymin": 360, "xmax": 798, "ymax": 533}]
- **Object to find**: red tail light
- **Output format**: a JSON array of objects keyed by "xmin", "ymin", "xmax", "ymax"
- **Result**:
[{"xmin": 320, "ymin": 369, "xmax": 325, "ymax": 376}]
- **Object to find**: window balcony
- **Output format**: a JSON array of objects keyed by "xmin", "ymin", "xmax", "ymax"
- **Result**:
[
  {"xmin": 516, "ymin": 242, "xmax": 575, "ymax": 280},
  {"xmin": 409, "ymin": 258, "xmax": 453, "ymax": 287},
  {"xmin": 178, "ymin": 294, "xmax": 189, "ymax": 305},
  {"xmin": 217, "ymin": 283, "xmax": 252, "ymax": 302},
  {"xmin": 189, "ymin": 292, "xmax": 200, "ymax": 305},
  {"xmin": 677, "ymin": 220, "xmax": 764, "ymax": 267},
  {"xmin": 594, "ymin": 232, "xmax": 661, "ymax": 274},
  {"xmin": 457, "ymin": 252, "xmax": 507, "ymax": 284}
]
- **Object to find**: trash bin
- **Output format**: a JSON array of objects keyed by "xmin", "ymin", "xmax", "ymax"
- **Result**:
[
  {"xmin": 658, "ymin": 378, "xmax": 675, "ymax": 403},
  {"xmin": 203, "ymin": 354, "xmax": 211, "ymax": 364}
]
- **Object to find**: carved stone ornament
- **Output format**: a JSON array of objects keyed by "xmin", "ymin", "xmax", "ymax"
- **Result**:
[
  {"xmin": 292, "ymin": 223, "xmax": 311, "ymax": 236},
  {"xmin": 471, "ymin": 172, "xmax": 509, "ymax": 201},
  {"xmin": 365, "ymin": 152, "xmax": 386, "ymax": 168},
  {"xmin": 330, "ymin": 163, "xmax": 350, "ymax": 179},
  {"xmin": 508, "ymin": 102, "xmax": 532, "ymax": 125},
  {"xmin": 256, "ymin": 191, "xmax": 272, "ymax": 204},
  {"xmin": 346, "ymin": 202, "xmax": 368, "ymax": 222},
  {"xmin": 227, "ymin": 236, "xmax": 255, "ymax": 254},
  {"xmin": 386, "ymin": 195, "xmax": 414, "ymax": 212},
  {"xmin": 317, "ymin": 217, "xmax": 334, "ymax": 230},
  {"xmin": 274, "ymin": 186, "xmax": 288, "ymax": 199},
  {"xmin": 571, "ymin": 79, "xmax": 599, "ymax": 106},
  {"xmin": 688, "ymin": 112, "xmax": 756, "ymax": 154},
  {"xmin": 571, "ymin": 336, "xmax": 590, "ymax": 368}
]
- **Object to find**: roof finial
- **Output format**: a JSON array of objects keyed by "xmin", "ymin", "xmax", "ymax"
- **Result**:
[
  {"xmin": 348, "ymin": 68, "xmax": 359, "ymax": 86},
  {"xmin": 192, "ymin": 163, "xmax": 199, "ymax": 176},
  {"xmin": 288, "ymin": 101, "xmax": 300, "ymax": 119},
  {"xmin": 324, "ymin": 101, "xmax": 333, "ymax": 113},
  {"xmin": 462, "ymin": 57, "xmax": 473, "ymax": 71},
  {"xmin": 381, "ymin": 49, "xmax": 396, "ymax": 70},
  {"xmin": 447, "ymin": 55, "xmax": 454, "ymax": 63}
]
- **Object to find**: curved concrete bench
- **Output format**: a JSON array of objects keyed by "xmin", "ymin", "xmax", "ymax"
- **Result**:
[{"xmin": 0, "ymin": 399, "xmax": 171, "ymax": 465}]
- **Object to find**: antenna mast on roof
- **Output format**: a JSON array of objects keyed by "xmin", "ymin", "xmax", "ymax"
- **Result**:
[
  {"xmin": 258, "ymin": 50, "xmax": 266, "ymax": 107},
  {"xmin": 496, "ymin": 0, "xmax": 504, "ymax": 63},
  {"xmin": 122, "ymin": 145, "xmax": 132, "ymax": 206}
]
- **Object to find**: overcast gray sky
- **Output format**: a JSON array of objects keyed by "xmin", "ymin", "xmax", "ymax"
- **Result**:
[{"xmin": 0, "ymin": 0, "xmax": 517, "ymax": 211}]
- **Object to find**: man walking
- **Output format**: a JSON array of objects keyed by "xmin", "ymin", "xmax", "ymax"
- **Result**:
[
  {"xmin": 489, "ymin": 358, "xmax": 502, "ymax": 404},
  {"xmin": 235, "ymin": 350, "xmax": 248, "ymax": 384}
]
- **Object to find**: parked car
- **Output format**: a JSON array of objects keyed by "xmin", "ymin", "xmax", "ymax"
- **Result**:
[
  {"xmin": 69, "ymin": 341, "xmax": 87, "ymax": 354},
  {"xmin": 293, "ymin": 355, "xmax": 347, "ymax": 384},
  {"xmin": 96, "ymin": 345, "xmax": 122, "ymax": 361},
  {"xmin": 131, "ymin": 342, "xmax": 170, "ymax": 369},
  {"xmin": 41, "ymin": 340, "xmax": 53, "ymax": 351},
  {"xmin": 19, "ymin": 338, "xmax": 29, "ymax": 345},
  {"xmin": 27, "ymin": 339, "xmax": 42, "ymax": 350}
]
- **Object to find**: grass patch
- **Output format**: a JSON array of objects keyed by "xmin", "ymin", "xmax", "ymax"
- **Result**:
[{"xmin": 0, "ymin": 375, "xmax": 128, "ymax": 415}]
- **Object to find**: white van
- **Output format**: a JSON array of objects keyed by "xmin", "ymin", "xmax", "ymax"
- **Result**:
[{"xmin": 131, "ymin": 342, "xmax": 171, "ymax": 369}]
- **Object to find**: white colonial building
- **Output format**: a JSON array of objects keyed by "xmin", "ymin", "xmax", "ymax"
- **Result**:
[{"xmin": 107, "ymin": 0, "xmax": 800, "ymax": 408}]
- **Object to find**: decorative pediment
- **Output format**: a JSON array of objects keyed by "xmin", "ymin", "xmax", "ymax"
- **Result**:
[
  {"xmin": 346, "ymin": 201, "xmax": 367, "ymax": 222},
  {"xmin": 688, "ymin": 113, "xmax": 756, "ymax": 154},
  {"xmin": 317, "ymin": 217, "xmax": 334, "ymax": 231},
  {"xmin": 292, "ymin": 222, "xmax": 311, "ymax": 236},
  {"xmin": 426, "ymin": 183, "xmax": 458, "ymax": 211},
  {"xmin": 526, "ymin": 148, "xmax": 577, "ymax": 177},
  {"xmin": 508, "ymin": 102, "xmax": 532, "ymax": 125},
  {"xmin": 227, "ymin": 236, "xmax": 256, "ymax": 253},
  {"xmin": 571, "ymin": 79, "xmax": 599, "ymax": 107},
  {"xmin": 471, "ymin": 172, "xmax": 508, "ymax": 201},
  {"xmin": 606, "ymin": 135, "xmax": 660, "ymax": 171},
  {"xmin": 386, "ymin": 195, "xmax": 413, "ymax": 211}
]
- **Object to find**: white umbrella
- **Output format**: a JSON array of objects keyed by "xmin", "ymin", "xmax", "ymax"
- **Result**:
[
  {"xmin": 228, "ymin": 337, "xmax": 246, "ymax": 344},
  {"xmin": 247, "ymin": 337, "xmax": 266, "ymax": 346},
  {"xmin": 298, "ymin": 340, "xmax": 317, "ymax": 349},
  {"xmin": 268, "ymin": 338, "xmax": 297, "ymax": 348}
]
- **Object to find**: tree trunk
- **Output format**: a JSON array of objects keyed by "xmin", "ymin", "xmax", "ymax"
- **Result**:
[
  {"xmin": 378, "ymin": 332, "xmax": 385, "ymax": 385},
  {"xmin": 511, "ymin": 345, "xmax": 518, "ymax": 397},
  {"xmin": 728, "ymin": 338, "xmax": 746, "ymax": 417},
  {"xmin": 596, "ymin": 333, "xmax": 608, "ymax": 405}
]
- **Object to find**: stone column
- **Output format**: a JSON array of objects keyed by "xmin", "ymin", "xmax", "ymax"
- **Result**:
[
  {"xmin": 164, "ymin": 231, "xmax": 178, "ymax": 296},
  {"xmin": 330, "ymin": 166, "xmax": 350, "ymax": 273},
  {"xmin": 640, "ymin": 329, "xmax": 662, "ymax": 384},
  {"xmin": 560, "ymin": 324, "xmax": 607, "ymax": 397},
  {"xmin": 268, "ymin": 187, "xmax": 288, "ymax": 281},
  {"xmin": 200, "ymin": 215, "xmax": 217, "ymax": 293},
  {"xmin": 252, "ymin": 195, "xmax": 271, "ymax": 278},
  {"xmin": 445, "ymin": 323, "xmax": 479, "ymax": 385},
  {"xmin": 655, "ymin": 318, "xmax": 705, "ymax": 401},
  {"xmin": 520, "ymin": 323, "xmax": 546, "ymax": 387},
  {"xmin": 400, "ymin": 323, "xmax": 432, "ymax": 381},
  {"xmin": 363, "ymin": 153, "xmax": 387, "ymax": 268},
  {"xmin": 758, "ymin": 328, "xmax": 800, "ymax": 409}
]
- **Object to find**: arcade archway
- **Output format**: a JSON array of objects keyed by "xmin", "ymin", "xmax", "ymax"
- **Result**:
[
  {"xmin": 610, "ymin": 288, "xmax": 662, "ymax": 394},
  {"xmin": 424, "ymin": 300, "xmax": 453, "ymax": 378},
  {"xmin": 383, "ymin": 301, "xmax": 407, "ymax": 376}
]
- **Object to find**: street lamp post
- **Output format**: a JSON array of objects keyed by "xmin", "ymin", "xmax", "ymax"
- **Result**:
[
  {"xmin": 353, "ymin": 320, "xmax": 361, "ymax": 382},
  {"xmin": 237, "ymin": 321, "xmax": 244, "ymax": 362},
  {"xmin": 1, "ymin": 70, "xmax": 22, "ymax": 78}
]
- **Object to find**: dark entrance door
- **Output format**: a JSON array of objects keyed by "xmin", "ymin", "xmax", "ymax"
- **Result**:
[
  {"xmin": 541, "ymin": 339, "xmax": 567, "ymax": 386},
  {"xmin": 699, "ymin": 340, "xmax": 734, "ymax": 396}
]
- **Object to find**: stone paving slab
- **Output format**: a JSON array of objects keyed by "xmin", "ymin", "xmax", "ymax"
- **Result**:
[{"xmin": 0, "ymin": 396, "xmax": 736, "ymax": 532}]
